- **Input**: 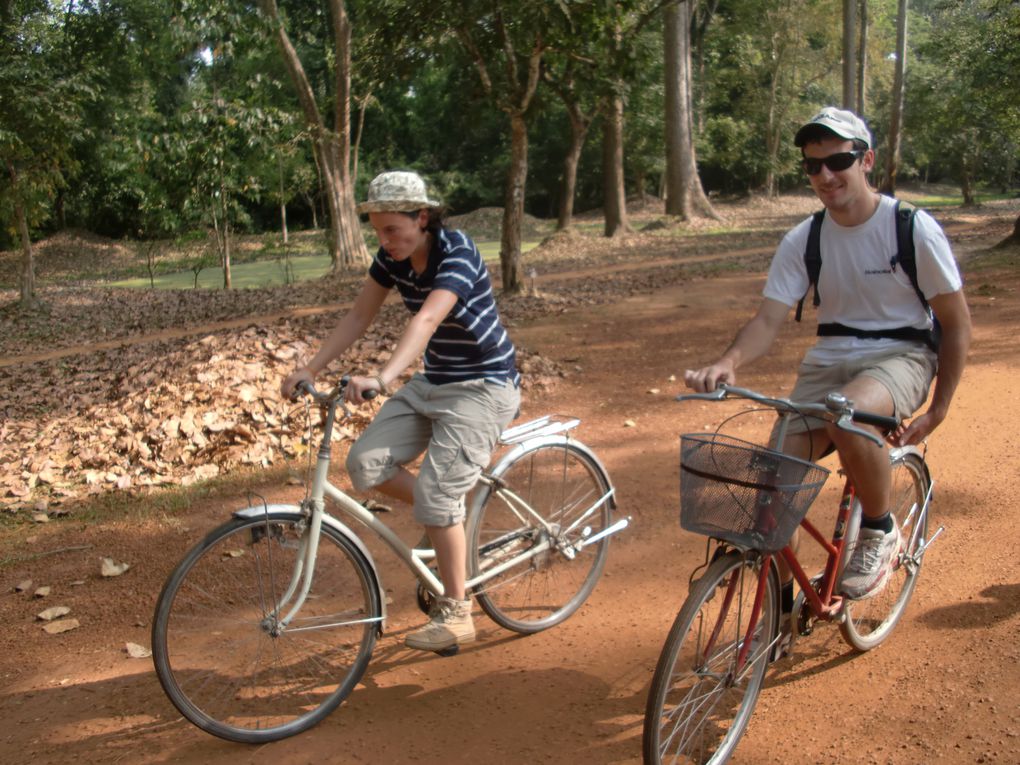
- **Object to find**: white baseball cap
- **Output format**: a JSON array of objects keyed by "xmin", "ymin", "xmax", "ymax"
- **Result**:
[{"xmin": 794, "ymin": 107, "xmax": 873, "ymax": 149}]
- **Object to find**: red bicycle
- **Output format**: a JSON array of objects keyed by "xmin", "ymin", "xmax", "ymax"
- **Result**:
[{"xmin": 643, "ymin": 384, "xmax": 940, "ymax": 765}]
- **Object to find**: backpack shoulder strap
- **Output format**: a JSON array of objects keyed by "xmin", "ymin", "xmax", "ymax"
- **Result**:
[
  {"xmin": 890, "ymin": 200, "xmax": 927, "ymax": 307},
  {"xmin": 795, "ymin": 209, "xmax": 826, "ymax": 322}
]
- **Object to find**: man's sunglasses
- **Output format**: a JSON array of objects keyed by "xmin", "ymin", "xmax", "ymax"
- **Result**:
[{"xmin": 801, "ymin": 150, "xmax": 865, "ymax": 175}]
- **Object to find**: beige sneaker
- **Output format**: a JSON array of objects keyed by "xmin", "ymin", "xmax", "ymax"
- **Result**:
[{"xmin": 405, "ymin": 596, "xmax": 476, "ymax": 652}]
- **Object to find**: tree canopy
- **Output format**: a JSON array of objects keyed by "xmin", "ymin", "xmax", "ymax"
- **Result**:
[{"xmin": 1, "ymin": 0, "xmax": 1016, "ymax": 264}]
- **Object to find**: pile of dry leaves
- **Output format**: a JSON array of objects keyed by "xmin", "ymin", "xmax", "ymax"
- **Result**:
[{"xmin": 0, "ymin": 300, "xmax": 567, "ymax": 514}]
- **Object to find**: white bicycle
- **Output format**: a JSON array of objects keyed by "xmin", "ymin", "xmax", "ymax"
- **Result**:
[{"xmin": 152, "ymin": 376, "xmax": 627, "ymax": 743}]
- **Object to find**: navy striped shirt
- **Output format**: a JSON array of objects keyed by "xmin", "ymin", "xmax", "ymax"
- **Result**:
[{"xmin": 368, "ymin": 228, "xmax": 520, "ymax": 386}]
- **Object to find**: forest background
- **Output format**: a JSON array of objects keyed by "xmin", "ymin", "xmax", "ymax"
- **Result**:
[{"xmin": 2, "ymin": 0, "xmax": 1018, "ymax": 307}]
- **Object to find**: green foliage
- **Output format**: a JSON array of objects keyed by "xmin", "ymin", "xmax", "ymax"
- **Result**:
[
  {"xmin": 0, "ymin": 2, "xmax": 95, "ymax": 245},
  {"xmin": 906, "ymin": 0, "xmax": 1020, "ymax": 191},
  {"xmin": 2, "ymin": 0, "xmax": 1015, "ymax": 259}
]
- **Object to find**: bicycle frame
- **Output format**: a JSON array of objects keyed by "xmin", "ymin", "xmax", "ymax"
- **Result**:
[
  {"xmin": 245, "ymin": 388, "xmax": 622, "ymax": 636},
  {"xmin": 685, "ymin": 389, "xmax": 938, "ymax": 677}
]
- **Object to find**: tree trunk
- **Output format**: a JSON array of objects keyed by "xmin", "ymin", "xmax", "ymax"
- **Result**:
[
  {"xmin": 258, "ymin": 0, "xmax": 368, "ymax": 272},
  {"xmin": 960, "ymin": 155, "xmax": 975, "ymax": 206},
  {"xmin": 842, "ymin": 0, "xmax": 857, "ymax": 109},
  {"xmin": 664, "ymin": 2, "xmax": 685, "ymax": 216},
  {"xmin": 856, "ymin": 0, "xmax": 868, "ymax": 115},
  {"xmin": 603, "ymin": 90, "xmax": 631, "ymax": 237},
  {"xmin": 455, "ymin": 18, "xmax": 543, "ymax": 294},
  {"xmin": 500, "ymin": 113, "xmax": 527, "ymax": 293},
  {"xmin": 16, "ymin": 199, "xmax": 36, "ymax": 308},
  {"xmin": 881, "ymin": 0, "xmax": 908, "ymax": 195},
  {"xmin": 558, "ymin": 124, "xmax": 585, "ymax": 231},
  {"xmin": 664, "ymin": 0, "xmax": 720, "ymax": 220},
  {"xmin": 8, "ymin": 159, "xmax": 38, "ymax": 309},
  {"xmin": 278, "ymin": 155, "xmax": 289, "ymax": 245},
  {"xmin": 551, "ymin": 80, "xmax": 595, "ymax": 232}
]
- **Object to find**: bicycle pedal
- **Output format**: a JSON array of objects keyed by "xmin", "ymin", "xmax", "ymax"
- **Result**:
[
  {"xmin": 436, "ymin": 645, "xmax": 460, "ymax": 658},
  {"xmin": 362, "ymin": 499, "xmax": 392, "ymax": 514}
]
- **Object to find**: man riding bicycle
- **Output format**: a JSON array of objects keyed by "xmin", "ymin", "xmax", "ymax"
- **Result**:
[{"xmin": 685, "ymin": 107, "xmax": 971, "ymax": 602}]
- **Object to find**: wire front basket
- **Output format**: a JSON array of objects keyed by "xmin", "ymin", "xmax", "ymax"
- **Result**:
[{"xmin": 679, "ymin": 433, "xmax": 829, "ymax": 552}]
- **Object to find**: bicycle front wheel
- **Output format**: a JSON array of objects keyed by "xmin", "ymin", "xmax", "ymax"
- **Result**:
[
  {"xmin": 468, "ymin": 439, "xmax": 613, "ymax": 634},
  {"xmin": 643, "ymin": 550, "xmax": 778, "ymax": 765},
  {"xmin": 841, "ymin": 451, "xmax": 930, "ymax": 651},
  {"xmin": 152, "ymin": 513, "xmax": 381, "ymax": 743}
]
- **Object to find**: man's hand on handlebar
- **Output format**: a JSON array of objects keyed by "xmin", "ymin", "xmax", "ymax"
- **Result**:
[
  {"xmin": 684, "ymin": 360, "xmax": 736, "ymax": 393},
  {"xmin": 892, "ymin": 409, "xmax": 942, "ymax": 447}
]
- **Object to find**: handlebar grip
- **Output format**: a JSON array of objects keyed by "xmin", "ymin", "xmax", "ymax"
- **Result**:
[
  {"xmin": 295, "ymin": 379, "xmax": 316, "ymax": 398},
  {"xmin": 851, "ymin": 410, "xmax": 899, "ymax": 432}
]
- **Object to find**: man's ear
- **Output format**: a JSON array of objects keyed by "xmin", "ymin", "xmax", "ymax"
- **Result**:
[{"xmin": 861, "ymin": 149, "xmax": 877, "ymax": 172}]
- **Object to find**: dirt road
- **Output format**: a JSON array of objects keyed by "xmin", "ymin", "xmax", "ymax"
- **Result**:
[{"xmin": 1, "ymin": 215, "xmax": 1018, "ymax": 764}]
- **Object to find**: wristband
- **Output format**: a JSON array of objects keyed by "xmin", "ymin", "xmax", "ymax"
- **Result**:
[{"xmin": 372, "ymin": 374, "xmax": 389, "ymax": 395}]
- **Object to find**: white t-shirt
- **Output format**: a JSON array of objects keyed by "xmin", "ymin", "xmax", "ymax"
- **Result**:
[{"xmin": 763, "ymin": 194, "xmax": 963, "ymax": 365}]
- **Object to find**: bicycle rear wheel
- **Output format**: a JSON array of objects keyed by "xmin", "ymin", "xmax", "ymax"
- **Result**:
[
  {"xmin": 152, "ymin": 513, "xmax": 381, "ymax": 743},
  {"xmin": 840, "ymin": 451, "xmax": 930, "ymax": 651},
  {"xmin": 468, "ymin": 439, "xmax": 613, "ymax": 634},
  {"xmin": 643, "ymin": 550, "xmax": 778, "ymax": 765}
]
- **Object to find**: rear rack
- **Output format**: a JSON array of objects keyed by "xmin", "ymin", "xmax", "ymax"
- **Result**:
[{"xmin": 499, "ymin": 415, "xmax": 581, "ymax": 445}]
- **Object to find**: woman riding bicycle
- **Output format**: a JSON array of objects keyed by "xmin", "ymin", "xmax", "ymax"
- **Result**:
[{"xmin": 281, "ymin": 170, "xmax": 521, "ymax": 653}]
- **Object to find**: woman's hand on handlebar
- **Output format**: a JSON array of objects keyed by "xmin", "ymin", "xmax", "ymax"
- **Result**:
[
  {"xmin": 281, "ymin": 367, "xmax": 315, "ymax": 400},
  {"xmin": 684, "ymin": 360, "xmax": 736, "ymax": 393},
  {"xmin": 344, "ymin": 375, "xmax": 384, "ymax": 405}
]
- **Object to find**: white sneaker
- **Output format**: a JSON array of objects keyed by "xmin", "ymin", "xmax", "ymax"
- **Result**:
[{"xmin": 841, "ymin": 522, "xmax": 901, "ymax": 600}]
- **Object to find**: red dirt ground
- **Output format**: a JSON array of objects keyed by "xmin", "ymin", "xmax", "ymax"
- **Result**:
[{"xmin": 1, "ymin": 199, "xmax": 1019, "ymax": 764}]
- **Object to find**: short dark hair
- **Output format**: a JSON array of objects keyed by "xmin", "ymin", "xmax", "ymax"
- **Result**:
[{"xmin": 400, "ymin": 207, "xmax": 448, "ymax": 234}]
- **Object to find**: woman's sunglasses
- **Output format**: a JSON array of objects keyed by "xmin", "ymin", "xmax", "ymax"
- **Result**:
[{"xmin": 801, "ymin": 150, "xmax": 865, "ymax": 175}]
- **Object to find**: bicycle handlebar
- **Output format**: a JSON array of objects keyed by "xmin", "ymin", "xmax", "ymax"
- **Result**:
[
  {"xmin": 295, "ymin": 376, "xmax": 378, "ymax": 406},
  {"xmin": 677, "ymin": 384, "xmax": 899, "ymax": 446}
]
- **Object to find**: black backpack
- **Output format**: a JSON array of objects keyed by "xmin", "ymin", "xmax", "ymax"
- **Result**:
[{"xmin": 794, "ymin": 200, "xmax": 941, "ymax": 352}]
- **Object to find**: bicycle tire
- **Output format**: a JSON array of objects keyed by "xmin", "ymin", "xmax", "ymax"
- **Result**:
[
  {"xmin": 643, "ymin": 550, "xmax": 779, "ymax": 765},
  {"xmin": 467, "ymin": 438, "xmax": 613, "ymax": 634},
  {"xmin": 840, "ymin": 450, "xmax": 930, "ymax": 651},
  {"xmin": 152, "ymin": 512, "xmax": 381, "ymax": 743}
]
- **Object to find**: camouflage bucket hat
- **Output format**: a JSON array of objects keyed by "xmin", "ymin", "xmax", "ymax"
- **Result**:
[{"xmin": 356, "ymin": 171, "xmax": 442, "ymax": 214}]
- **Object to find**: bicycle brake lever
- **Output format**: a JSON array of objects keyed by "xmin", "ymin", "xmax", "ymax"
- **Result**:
[
  {"xmin": 676, "ymin": 388, "xmax": 728, "ymax": 402},
  {"xmin": 835, "ymin": 413, "xmax": 885, "ymax": 447}
]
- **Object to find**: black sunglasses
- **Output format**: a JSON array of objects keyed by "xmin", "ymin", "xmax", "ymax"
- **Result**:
[{"xmin": 801, "ymin": 150, "xmax": 865, "ymax": 175}]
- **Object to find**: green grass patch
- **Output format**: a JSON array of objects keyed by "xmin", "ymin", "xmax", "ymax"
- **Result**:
[
  {"xmin": 107, "ymin": 240, "xmax": 540, "ymax": 290},
  {"xmin": 907, "ymin": 191, "xmax": 1016, "ymax": 209}
]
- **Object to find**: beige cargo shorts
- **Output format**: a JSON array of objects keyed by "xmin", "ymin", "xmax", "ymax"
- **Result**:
[{"xmin": 345, "ymin": 374, "xmax": 520, "ymax": 526}]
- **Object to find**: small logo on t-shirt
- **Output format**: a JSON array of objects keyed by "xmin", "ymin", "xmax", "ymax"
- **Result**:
[{"xmin": 865, "ymin": 268, "xmax": 893, "ymax": 275}]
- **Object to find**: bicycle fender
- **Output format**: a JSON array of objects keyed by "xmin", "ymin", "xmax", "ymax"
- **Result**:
[
  {"xmin": 889, "ymin": 445, "xmax": 932, "ymax": 483},
  {"xmin": 232, "ymin": 504, "xmax": 388, "ymax": 630},
  {"xmin": 487, "ymin": 435, "xmax": 617, "ymax": 511}
]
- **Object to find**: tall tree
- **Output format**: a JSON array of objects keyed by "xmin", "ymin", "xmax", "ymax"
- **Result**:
[
  {"xmin": 446, "ymin": 1, "xmax": 554, "ymax": 292},
  {"xmin": 0, "ymin": 1, "xmax": 91, "ymax": 308},
  {"xmin": 600, "ymin": 1, "xmax": 673, "ymax": 237},
  {"xmin": 543, "ymin": 53, "xmax": 602, "ymax": 232},
  {"xmin": 663, "ymin": 0, "xmax": 716, "ymax": 220},
  {"xmin": 911, "ymin": 0, "xmax": 1020, "ymax": 227},
  {"xmin": 856, "ymin": 0, "xmax": 868, "ymax": 115},
  {"xmin": 880, "ymin": 0, "xmax": 908, "ymax": 194},
  {"xmin": 842, "ymin": 0, "xmax": 857, "ymax": 108},
  {"xmin": 257, "ymin": 0, "xmax": 368, "ymax": 272}
]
